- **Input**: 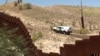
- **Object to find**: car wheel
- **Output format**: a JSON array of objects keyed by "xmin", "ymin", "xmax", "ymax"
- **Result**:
[
  {"xmin": 67, "ymin": 32, "xmax": 71, "ymax": 35},
  {"xmin": 63, "ymin": 31, "xmax": 67, "ymax": 35},
  {"xmin": 64, "ymin": 31, "xmax": 71, "ymax": 35}
]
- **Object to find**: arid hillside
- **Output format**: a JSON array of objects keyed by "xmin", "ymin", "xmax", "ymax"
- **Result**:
[
  {"xmin": 0, "ymin": 3, "xmax": 100, "ymax": 53},
  {"xmin": 18, "ymin": 5, "xmax": 100, "ymax": 30},
  {"xmin": 1, "ymin": 3, "xmax": 100, "ymax": 30}
]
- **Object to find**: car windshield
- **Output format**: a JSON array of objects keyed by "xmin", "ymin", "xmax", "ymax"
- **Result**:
[
  {"xmin": 69, "ymin": 27, "xmax": 72, "ymax": 31},
  {"xmin": 58, "ymin": 27, "xmax": 62, "ymax": 30}
]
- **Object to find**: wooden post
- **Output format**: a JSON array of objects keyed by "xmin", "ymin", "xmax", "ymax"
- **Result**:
[
  {"xmin": 5, "ymin": 0, "xmax": 8, "ymax": 4},
  {"xmin": 18, "ymin": 0, "xmax": 22, "ymax": 3},
  {"xmin": 81, "ymin": 0, "xmax": 85, "ymax": 29}
]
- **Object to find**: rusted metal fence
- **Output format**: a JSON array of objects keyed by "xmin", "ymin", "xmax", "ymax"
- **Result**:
[
  {"xmin": 0, "ymin": 12, "xmax": 36, "ymax": 56},
  {"xmin": 35, "ymin": 35, "xmax": 100, "ymax": 56}
]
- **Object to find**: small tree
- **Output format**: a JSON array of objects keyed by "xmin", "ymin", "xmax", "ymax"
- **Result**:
[
  {"xmin": 14, "ymin": 1, "xmax": 18, "ymax": 6},
  {"xmin": 24, "ymin": 3, "xmax": 32, "ymax": 9},
  {"xmin": 18, "ymin": 5, "xmax": 23, "ymax": 10}
]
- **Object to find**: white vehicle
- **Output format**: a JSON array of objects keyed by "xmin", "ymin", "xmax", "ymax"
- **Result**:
[{"xmin": 52, "ymin": 26, "xmax": 72, "ymax": 35}]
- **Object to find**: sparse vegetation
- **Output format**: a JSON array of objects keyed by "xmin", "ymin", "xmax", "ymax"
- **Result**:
[
  {"xmin": 32, "ymin": 31, "xmax": 43, "ymax": 41},
  {"xmin": 14, "ymin": 1, "xmax": 18, "ymax": 6},
  {"xmin": 73, "ymin": 28, "xmax": 89, "ymax": 34},
  {"xmin": 39, "ymin": 42, "xmax": 43, "ymax": 49},
  {"xmin": 18, "ymin": 5, "xmax": 23, "ymax": 10},
  {"xmin": 60, "ymin": 22, "xmax": 64, "ymax": 26},
  {"xmin": 72, "ymin": 21, "xmax": 76, "ymax": 27},
  {"xmin": 18, "ymin": 3, "xmax": 32, "ymax": 10},
  {"xmin": 73, "ymin": 29, "xmax": 80, "ymax": 34},
  {"xmin": 79, "ymin": 28, "xmax": 89, "ymax": 34},
  {"xmin": 23, "ymin": 3, "xmax": 32, "ymax": 9},
  {"xmin": 0, "ymin": 23, "xmax": 29, "ymax": 56}
]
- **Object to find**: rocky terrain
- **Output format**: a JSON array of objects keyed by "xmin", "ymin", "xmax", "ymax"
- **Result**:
[{"xmin": 0, "ymin": 3, "xmax": 100, "ymax": 53}]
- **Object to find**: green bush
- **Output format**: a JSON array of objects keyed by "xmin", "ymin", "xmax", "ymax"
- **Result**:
[
  {"xmin": 14, "ymin": 2, "xmax": 18, "ymax": 6},
  {"xmin": 80, "ymin": 28, "xmax": 89, "ymax": 34},
  {"xmin": 32, "ymin": 31, "xmax": 43, "ymax": 41},
  {"xmin": 18, "ymin": 5, "xmax": 23, "ymax": 10},
  {"xmin": 24, "ymin": 3, "xmax": 32, "ymax": 9}
]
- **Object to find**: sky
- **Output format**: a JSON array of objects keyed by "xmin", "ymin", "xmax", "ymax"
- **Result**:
[{"xmin": 0, "ymin": 0, "xmax": 100, "ymax": 7}]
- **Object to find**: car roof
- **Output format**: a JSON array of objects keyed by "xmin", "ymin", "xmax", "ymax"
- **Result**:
[{"xmin": 58, "ymin": 26, "xmax": 71, "ymax": 28}]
